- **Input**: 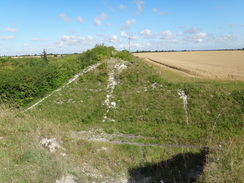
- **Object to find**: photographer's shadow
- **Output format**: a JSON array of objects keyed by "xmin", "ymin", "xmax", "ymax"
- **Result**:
[{"xmin": 128, "ymin": 147, "xmax": 209, "ymax": 183}]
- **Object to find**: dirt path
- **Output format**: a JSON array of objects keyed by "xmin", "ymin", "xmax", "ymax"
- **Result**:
[{"xmin": 72, "ymin": 130, "xmax": 198, "ymax": 149}]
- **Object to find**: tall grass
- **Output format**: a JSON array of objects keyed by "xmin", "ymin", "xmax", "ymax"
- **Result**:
[
  {"xmin": 199, "ymin": 137, "xmax": 244, "ymax": 183},
  {"xmin": 0, "ymin": 105, "xmax": 65, "ymax": 182}
]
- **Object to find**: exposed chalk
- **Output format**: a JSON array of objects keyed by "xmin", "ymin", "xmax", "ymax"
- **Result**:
[
  {"xmin": 25, "ymin": 63, "xmax": 101, "ymax": 111},
  {"xmin": 178, "ymin": 89, "xmax": 189, "ymax": 125}
]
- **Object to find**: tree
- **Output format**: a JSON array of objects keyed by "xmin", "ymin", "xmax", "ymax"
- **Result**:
[{"xmin": 42, "ymin": 50, "xmax": 48, "ymax": 64}]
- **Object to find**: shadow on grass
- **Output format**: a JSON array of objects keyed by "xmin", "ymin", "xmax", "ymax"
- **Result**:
[{"xmin": 128, "ymin": 147, "xmax": 209, "ymax": 183}]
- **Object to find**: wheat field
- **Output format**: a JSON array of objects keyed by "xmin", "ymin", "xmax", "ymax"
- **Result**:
[{"xmin": 134, "ymin": 51, "xmax": 244, "ymax": 80}]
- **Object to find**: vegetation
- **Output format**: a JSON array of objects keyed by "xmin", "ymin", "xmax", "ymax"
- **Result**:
[
  {"xmin": 0, "ymin": 45, "xmax": 115, "ymax": 107},
  {"xmin": 0, "ymin": 46, "xmax": 243, "ymax": 182},
  {"xmin": 0, "ymin": 105, "xmax": 63, "ymax": 183},
  {"xmin": 41, "ymin": 50, "xmax": 48, "ymax": 64}
]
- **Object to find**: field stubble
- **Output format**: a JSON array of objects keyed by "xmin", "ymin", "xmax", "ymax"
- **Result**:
[{"xmin": 134, "ymin": 51, "xmax": 244, "ymax": 80}]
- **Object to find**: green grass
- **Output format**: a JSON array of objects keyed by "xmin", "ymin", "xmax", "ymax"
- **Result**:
[
  {"xmin": 0, "ymin": 50, "xmax": 243, "ymax": 182},
  {"xmin": 199, "ymin": 137, "xmax": 244, "ymax": 183},
  {"xmin": 0, "ymin": 105, "xmax": 64, "ymax": 183}
]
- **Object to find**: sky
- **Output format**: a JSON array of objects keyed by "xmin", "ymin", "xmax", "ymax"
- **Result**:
[{"xmin": 0, "ymin": 0, "xmax": 244, "ymax": 56}]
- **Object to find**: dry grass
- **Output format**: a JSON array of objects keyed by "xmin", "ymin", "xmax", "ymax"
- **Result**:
[
  {"xmin": 134, "ymin": 51, "xmax": 244, "ymax": 80},
  {"xmin": 199, "ymin": 137, "xmax": 244, "ymax": 183}
]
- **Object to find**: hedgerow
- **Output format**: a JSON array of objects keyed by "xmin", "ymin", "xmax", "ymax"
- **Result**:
[{"xmin": 0, "ymin": 45, "xmax": 117, "ymax": 107}]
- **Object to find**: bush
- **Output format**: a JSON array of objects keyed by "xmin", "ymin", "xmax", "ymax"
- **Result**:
[
  {"xmin": 78, "ymin": 44, "xmax": 116, "ymax": 65},
  {"xmin": 114, "ymin": 50, "xmax": 135, "ymax": 61},
  {"xmin": 41, "ymin": 50, "xmax": 48, "ymax": 64}
]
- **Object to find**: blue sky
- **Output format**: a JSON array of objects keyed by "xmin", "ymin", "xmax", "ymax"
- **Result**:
[{"xmin": 1, "ymin": 0, "xmax": 244, "ymax": 55}]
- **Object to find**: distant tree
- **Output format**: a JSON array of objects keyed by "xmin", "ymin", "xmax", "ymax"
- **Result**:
[
  {"xmin": 242, "ymin": 48, "xmax": 244, "ymax": 50},
  {"xmin": 41, "ymin": 50, "xmax": 48, "ymax": 64}
]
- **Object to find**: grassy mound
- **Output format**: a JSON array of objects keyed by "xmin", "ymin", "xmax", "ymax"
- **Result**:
[{"xmin": 0, "ymin": 47, "xmax": 243, "ymax": 182}]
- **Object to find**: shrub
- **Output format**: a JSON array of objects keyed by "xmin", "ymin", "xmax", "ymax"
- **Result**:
[
  {"xmin": 114, "ymin": 50, "xmax": 135, "ymax": 61},
  {"xmin": 78, "ymin": 44, "xmax": 116, "ymax": 64},
  {"xmin": 41, "ymin": 50, "xmax": 48, "ymax": 64}
]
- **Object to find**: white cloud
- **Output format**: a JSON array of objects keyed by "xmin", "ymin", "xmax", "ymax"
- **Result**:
[
  {"xmin": 87, "ymin": 35, "xmax": 94, "ymax": 41},
  {"xmin": 59, "ymin": 14, "xmax": 72, "ymax": 23},
  {"xmin": 6, "ymin": 28, "xmax": 18, "ymax": 32},
  {"xmin": 57, "ymin": 35, "xmax": 95, "ymax": 46},
  {"xmin": 179, "ymin": 30, "xmax": 213, "ymax": 44},
  {"xmin": 61, "ymin": 35, "xmax": 84, "ymax": 45},
  {"xmin": 99, "ymin": 13, "xmax": 109, "ymax": 20},
  {"xmin": 159, "ymin": 11, "xmax": 168, "ymax": 16},
  {"xmin": 135, "ymin": 0, "xmax": 144, "ymax": 15},
  {"xmin": 121, "ymin": 31, "xmax": 129, "ymax": 38},
  {"xmin": 177, "ymin": 32, "xmax": 183, "ymax": 36},
  {"xmin": 55, "ymin": 40, "xmax": 64, "ymax": 47},
  {"xmin": 106, "ymin": 23, "xmax": 112, "ymax": 26},
  {"xmin": 94, "ymin": 13, "xmax": 109, "ymax": 26},
  {"xmin": 152, "ymin": 8, "xmax": 158, "ymax": 12},
  {"xmin": 109, "ymin": 6, "xmax": 114, "ymax": 12},
  {"xmin": 179, "ymin": 25, "xmax": 186, "ymax": 29},
  {"xmin": 121, "ymin": 32, "xmax": 138, "ymax": 40},
  {"xmin": 182, "ymin": 31, "xmax": 209, "ymax": 43},
  {"xmin": 140, "ymin": 29, "xmax": 151, "ymax": 37},
  {"xmin": 76, "ymin": 16, "xmax": 83, "ymax": 23},
  {"xmin": 130, "ymin": 36, "xmax": 139, "ymax": 40},
  {"xmin": 94, "ymin": 18, "xmax": 102, "ymax": 26},
  {"xmin": 146, "ymin": 42, "xmax": 151, "ymax": 46},
  {"xmin": 2, "ymin": 35, "xmax": 16, "ymax": 40},
  {"xmin": 222, "ymin": 34, "xmax": 236, "ymax": 41},
  {"xmin": 184, "ymin": 28, "xmax": 201, "ymax": 34},
  {"xmin": 121, "ymin": 19, "xmax": 136, "ymax": 30},
  {"xmin": 197, "ymin": 32, "xmax": 208, "ymax": 38},
  {"xmin": 23, "ymin": 43, "xmax": 29, "ymax": 47},
  {"xmin": 31, "ymin": 38, "xmax": 47, "ymax": 41},
  {"xmin": 119, "ymin": 5, "xmax": 127, "ymax": 9},
  {"xmin": 109, "ymin": 35, "xmax": 121, "ymax": 43},
  {"xmin": 161, "ymin": 30, "xmax": 175, "ymax": 39},
  {"xmin": 153, "ymin": 8, "xmax": 168, "ymax": 16},
  {"xmin": 230, "ymin": 23, "xmax": 237, "ymax": 28},
  {"xmin": 196, "ymin": 39, "xmax": 203, "ymax": 43},
  {"xmin": 134, "ymin": 43, "xmax": 143, "ymax": 48}
]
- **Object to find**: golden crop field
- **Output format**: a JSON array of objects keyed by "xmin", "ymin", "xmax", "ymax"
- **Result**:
[{"xmin": 134, "ymin": 51, "xmax": 244, "ymax": 80}]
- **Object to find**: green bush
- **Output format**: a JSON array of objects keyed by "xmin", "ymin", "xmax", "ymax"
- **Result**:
[
  {"xmin": 78, "ymin": 44, "xmax": 116, "ymax": 65},
  {"xmin": 97, "ymin": 62, "xmax": 108, "ymax": 82},
  {"xmin": 114, "ymin": 50, "xmax": 135, "ymax": 61}
]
